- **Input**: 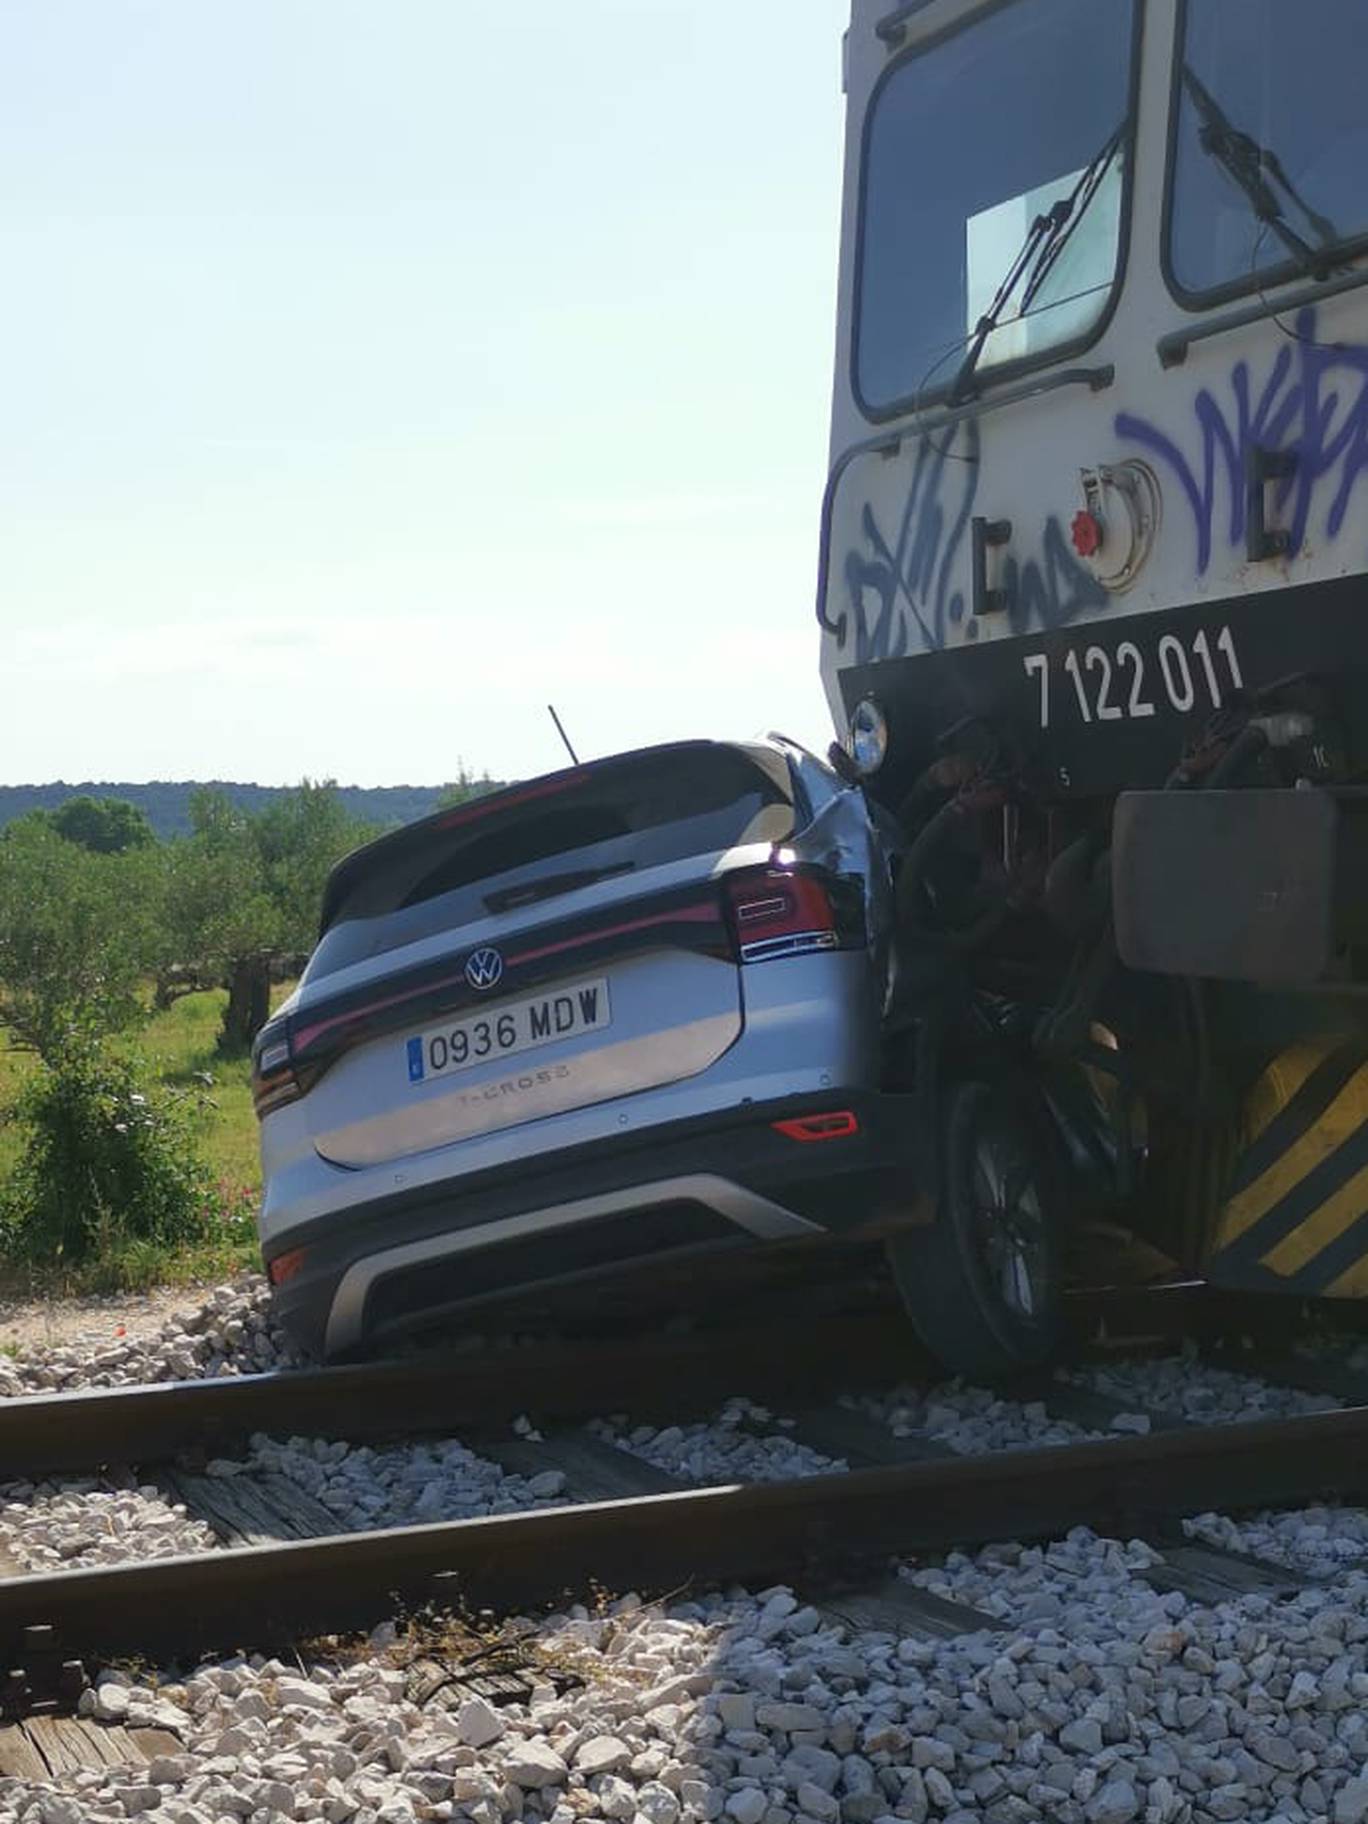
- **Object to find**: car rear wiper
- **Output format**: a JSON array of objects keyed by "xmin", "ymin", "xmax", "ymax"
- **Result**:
[
  {"xmin": 483, "ymin": 860, "xmax": 635, "ymax": 915},
  {"xmin": 948, "ymin": 122, "xmax": 1124, "ymax": 406},
  {"xmin": 1181, "ymin": 65, "xmax": 1341, "ymax": 281}
]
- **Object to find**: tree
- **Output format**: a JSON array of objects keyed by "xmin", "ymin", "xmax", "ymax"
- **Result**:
[
  {"xmin": 158, "ymin": 794, "xmax": 283, "ymax": 1044},
  {"xmin": 44, "ymin": 795, "xmax": 155, "ymax": 855},
  {"xmin": 161, "ymin": 782, "xmax": 373, "ymax": 1052},
  {"xmin": 254, "ymin": 780, "xmax": 372, "ymax": 958},
  {"xmin": 436, "ymin": 766, "xmax": 498, "ymax": 812},
  {"xmin": 0, "ymin": 822, "xmax": 161, "ymax": 1061}
]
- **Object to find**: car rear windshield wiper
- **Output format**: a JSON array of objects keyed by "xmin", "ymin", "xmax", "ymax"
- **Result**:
[
  {"xmin": 1181, "ymin": 65, "xmax": 1342, "ymax": 282},
  {"xmin": 483, "ymin": 860, "xmax": 635, "ymax": 915},
  {"xmin": 948, "ymin": 122, "xmax": 1124, "ymax": 406}
]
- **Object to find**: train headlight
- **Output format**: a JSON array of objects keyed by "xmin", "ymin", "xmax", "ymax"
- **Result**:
[{"xmin": 848, "ymin": 697, "xmax": 888, "ymax": 776}]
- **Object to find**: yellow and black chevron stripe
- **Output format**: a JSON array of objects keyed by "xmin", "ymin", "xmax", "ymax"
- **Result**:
[{"xmin": 1206, "ymin": 1040, "xmax": 1368, "ymax": 1295}]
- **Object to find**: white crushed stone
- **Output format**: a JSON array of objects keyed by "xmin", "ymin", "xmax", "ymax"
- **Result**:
[
  {"xmin": 8, "ymin": 1504, "xmax": 1368, "ymax": 1822},
  {"xmin": 571, "ymin": 1343, "xmax": 1354, "ymax": 1482},
  {"xmin": 0, "ymin": 1278, "xmax": 303, "ymax": 1396},
  {"xmin": 902, "ymin": 1525, "xmax": 1188, "ymax": 1646},
  {"xmin": 591, "ymin": 1382, "xmax": 1110, "ymax": 1483},
  {"xmin": 240, "ymin": 1431, "xmax": 573, "ymax": 1527},
  {"xmin": 1065, "ymin": 1348, "xmax": 1341, "ymax": 1426},
  {"xmin": 589, "ymin": 1399, "xmax": 845, "ymax": 1483},
  {"xmin": 848, "ymin": 1383, "xmax": 1104, "ymax": 1454},
  {"xmin": 1187, "ymin": 1504, "xmax": 1368, "ymax": 1578},
  {"xmin": 0, "ymin": 1473, "xmax": 219, "ymax": 1571},
  {"xmin": 0, "ymin": 1433, "xmax": 579, "ymax": 1571}
]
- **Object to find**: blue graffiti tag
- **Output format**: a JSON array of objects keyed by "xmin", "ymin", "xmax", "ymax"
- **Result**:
[
  {"xmin": 1117, "ymin": 307, "xmax": 1368, "ymax": 574},
  {"xmin": 829, "ymin": 417, "xmax": 1103, "ymax": 662},
  {"xmin": 1003, "ymin": 519, "xmax": 1108, "ymax": 640},
  {"xmin": 835, "ymin": 421, "xmax": 978, "ymax": 663}
]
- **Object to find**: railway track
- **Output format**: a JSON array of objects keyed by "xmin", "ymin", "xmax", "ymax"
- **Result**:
[
  {"xmin": 0, "ymin": 1281, "xmax": 1366, "ymax": 1793},
  {"xmin": 2, "ymin": 1278, "xmax": 1364, "ymax": 1681},
  {"xmin": 0, "ymin": 1277, "xmax": 1321, "ymax": 1482},
  {"xmin": 6, "ymin": 1399, "xmax": 1368, "ymax": 1663}
]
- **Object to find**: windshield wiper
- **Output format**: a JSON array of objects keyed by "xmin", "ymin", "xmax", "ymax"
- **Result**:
[
  {"xmin": 1181, "ymin": 65, "xmax": 1341, "ymax": 281},
  {"xmin": 948, "ymin": 123, "xmax": 1124, "ymax": 406},
  {"xmin": 483, "ymin": 859, "xmax": 635, "ymax": 915}
]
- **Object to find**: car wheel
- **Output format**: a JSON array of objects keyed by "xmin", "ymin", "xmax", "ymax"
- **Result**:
[{"xmin": 888, "ymin": 1078, "xmax": 1063, "ymax": 1381}]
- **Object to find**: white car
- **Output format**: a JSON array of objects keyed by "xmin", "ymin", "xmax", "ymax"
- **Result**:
[{"xmin": 252, "ymin": 737, "xmax": 927, "ymax": 1360}]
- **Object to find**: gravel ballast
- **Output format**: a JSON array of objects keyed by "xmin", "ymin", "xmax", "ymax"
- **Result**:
[
  {"xmin": 241, "ymin": 1432, "xmax": 574, "ymax": 1528},
  {"xmin": 1064, "ymin": 1352, "xmax": 1341, "ymax": 1428},
  {"xmin": 0, "ymin": 1279, "xmax": 303, "ymax": 1396},
  {"xmin": 0, "ymin": 1436, "xmax": 574, "ymax": 1572},
  {"xmin": 6, "ymin": 1505, "xmax": 1368, "ymax": 1822},
  {"xmin": 0, "ymin": 1474, "xmax": 219, "ymax": 1572},
  {"xmin": 848, "ymin": 1384, "xmax": 1104, "ymax": 1455},
  {"xmin": 589, "ymin": 1401, "xmax": 847, "ymax": 1485}
]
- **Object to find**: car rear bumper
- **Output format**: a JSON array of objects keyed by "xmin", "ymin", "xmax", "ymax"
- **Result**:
[{"xmin": 264, "ymin": 1090, "xmax": 923, "ymax": 1358}]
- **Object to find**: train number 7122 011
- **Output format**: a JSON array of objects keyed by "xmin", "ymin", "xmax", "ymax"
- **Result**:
[{"xmin": 1021, "ymin": 624, "xmax": 1244, "ymax": 729}]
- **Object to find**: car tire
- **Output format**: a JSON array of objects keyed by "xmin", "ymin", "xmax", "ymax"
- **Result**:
[{"xmin": 887, "ymin": 1078, "xmax": 1064, "ymax": 1381}]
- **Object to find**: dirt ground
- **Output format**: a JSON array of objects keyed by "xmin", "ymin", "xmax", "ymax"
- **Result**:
[{"xmin": 0, "ymin": 1281, "xmax": 227, "ymax": 1357}]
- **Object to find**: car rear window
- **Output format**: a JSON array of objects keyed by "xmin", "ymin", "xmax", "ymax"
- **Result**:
[{"xmin": 305, "ymin": 743, "xmax": 795, "ymax": 982}]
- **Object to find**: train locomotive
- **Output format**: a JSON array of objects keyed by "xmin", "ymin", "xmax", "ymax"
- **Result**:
[{"xmin": 819, "ymin": 0, "xmax": 1368, "ymax": 1373}]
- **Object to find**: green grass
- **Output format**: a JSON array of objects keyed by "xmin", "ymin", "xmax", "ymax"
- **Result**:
[
  {"xmin": 0, "ymin": 984, "xmax": 294, "ymax": 1297},
  {"xmin": 142, "ymin": 989, "xmax": 271, "ymax": 1194}
]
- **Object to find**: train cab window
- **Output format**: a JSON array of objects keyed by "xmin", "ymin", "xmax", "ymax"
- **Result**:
[
  {"xmin": 1167, "ymin": 0, "xmax": 1368, "ymax": 304},
  {"xmin": 854, "ymin": 0, "xmax": 1137, "ymax": 420}
]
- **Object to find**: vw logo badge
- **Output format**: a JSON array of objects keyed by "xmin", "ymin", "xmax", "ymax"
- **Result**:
[{"xmin": 464, "ymin": 947, "xmax": 504, "ymax": 992}]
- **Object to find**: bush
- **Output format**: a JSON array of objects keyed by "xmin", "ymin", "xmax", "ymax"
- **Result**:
[{"xmin": 0, "ymin": 1045, "xmax": 222, "ymax": 1270}]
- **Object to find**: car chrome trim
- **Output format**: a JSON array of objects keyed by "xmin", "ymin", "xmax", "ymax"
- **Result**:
[
  {"xmin": 463, "ymin": 947, "xmax": 504, "ymax": 991},
  {"xmin": 323, "ymin": 1174, "xmax": 823, "ymax": 1355},
  {"xmin": 739, "ymin": 930, "xmax": 842, "ymax": 963}
]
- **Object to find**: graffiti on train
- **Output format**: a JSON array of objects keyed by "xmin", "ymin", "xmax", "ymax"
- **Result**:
[
  {"xmin": 825, "ymin": 419, "xmax": 1103, "ymax": 664},
  {"xmin": 1117, "ymin": 308, "xmax": 1368, "ymax": 575}
]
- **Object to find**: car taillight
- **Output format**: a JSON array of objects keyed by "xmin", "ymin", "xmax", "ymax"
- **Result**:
[
  {"xmin": 251, "ymin": 1022, "xmax": 301, "ymax": 1119},
  {"xmin": 268, "ymin": 1246, "xmax": 308, "ymax": 1286},
  {"xmin": 772, "ymin": 1110, "xmax": 861, "ymax": 1142},
  {"xmin": 724, "ymin": 863, "xmax": 858, "ymax": 963}
]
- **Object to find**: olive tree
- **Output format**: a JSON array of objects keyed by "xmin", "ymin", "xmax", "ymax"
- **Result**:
[
  {"xmin": 158, "ymin": 794, "xmax": 284, "ymax": 1045},
  {"xmin": 0, "ymin": 821, "xmax": 161, "ymax": 1062},
  {"xmin": 162, "ymin": 783, "xmax": 372, "ymax": 1052}
]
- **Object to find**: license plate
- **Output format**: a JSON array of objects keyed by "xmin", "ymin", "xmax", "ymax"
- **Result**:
[{"xmin": 406, "ymin": 977, "xmax": 611, "ymax": 1084}]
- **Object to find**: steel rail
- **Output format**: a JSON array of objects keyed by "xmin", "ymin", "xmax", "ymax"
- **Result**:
[
  {"xmin": 0, "ymin": 1281, "xmax": 1288, "ymax": 1482},
  {"xmin": 0, "ymin": 1304, "xmax": 917, "ymax": 1480},
  {"xmin": 7, "ymin": 1399, "xmax": 1368, "ymax": 1664}
]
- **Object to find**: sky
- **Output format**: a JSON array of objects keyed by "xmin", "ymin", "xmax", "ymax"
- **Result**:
[{"xmin": 0, "ymin": 1, "xmax": 850, "ymax": 787}]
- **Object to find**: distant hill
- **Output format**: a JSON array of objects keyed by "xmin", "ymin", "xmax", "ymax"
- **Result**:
[{"xmin": 0, "ymin": 781, "xmax": 501, "ymax": 840}]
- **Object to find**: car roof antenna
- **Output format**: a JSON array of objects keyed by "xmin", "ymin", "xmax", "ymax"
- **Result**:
[{"xmin": 547, "ymin": 703, "xmax": 580, "ymax": 765}]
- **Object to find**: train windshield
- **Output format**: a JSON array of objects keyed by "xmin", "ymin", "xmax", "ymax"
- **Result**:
[
  {"xmin": 855, "ymin": 0, "xmax": 1134, "ymax": 418},
  {"xmin": 1168, "ymin": 0, "xmax": 1368, "ymax": 302}
]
